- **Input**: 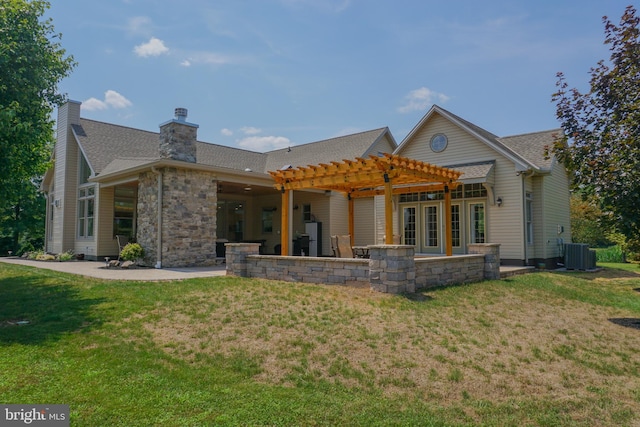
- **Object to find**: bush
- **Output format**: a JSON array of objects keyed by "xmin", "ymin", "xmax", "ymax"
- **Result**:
[
  {"xmin": 57, "ymin": 250, "xmax": 74, "ymax": 262},
  {"xmin": 120, "ymin": 243, "xmax": 144, "ymax": 262},
  {"xmin": 595, "ymin": 246, "xmax": 625, "ymax": 263}
]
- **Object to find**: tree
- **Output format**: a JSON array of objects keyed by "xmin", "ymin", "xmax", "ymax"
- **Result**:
[
  {"xmin": 569, "ymin": 193, "xmax": 611, "ymax": 247},
  {"xmin": 0, "ymin": 179, "xmax": 46, "ymax": 255},
  {"xmin": 552, "ymin": 5, "xmax": 640, "ymax": 251},
  {"xmin": 0, "ymin": 0, "xmax": 75, "ymax": 253}
]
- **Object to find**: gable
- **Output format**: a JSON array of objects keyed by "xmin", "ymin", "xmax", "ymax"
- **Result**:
[{"xmin": 396, "ymin": 113, "xmax": 511, "ymax": 169}]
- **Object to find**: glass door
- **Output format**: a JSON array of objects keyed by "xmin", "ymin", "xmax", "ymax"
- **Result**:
[
  {"xmin": 469, "ymin": 202, "xmax": 485, "ymax": 243},
  {"xmin": 402, "ymin": 206, "xmax": 417, "ymax": 246},
  {"xmin": 422, "ymin": 204, "xmax": 440, "ymax": 253}
]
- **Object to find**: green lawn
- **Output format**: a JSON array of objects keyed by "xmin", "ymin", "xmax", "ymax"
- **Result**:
[{"xmin": 1, "ymin": 262, "xmax": 640, "ymax": 426}]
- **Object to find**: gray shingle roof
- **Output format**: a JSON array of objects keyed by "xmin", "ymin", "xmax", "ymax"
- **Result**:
[
  {"xmin": 71, "ymin": 119, "xmax": 389, "ymax": 178},
  {"xmin": 498, "ymin": 129, "xmax": 563, "ymax": 171},
  {"xmin": 264, "ymin": 128, "xmax": 391, "ymax": 172}
]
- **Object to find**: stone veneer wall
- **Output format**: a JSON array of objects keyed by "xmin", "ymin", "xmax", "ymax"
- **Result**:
[
  {"xmin": 231, "ymin": 253, "xmax": 370, "ymax": 288},
  {"xmin": 415, "ymin": 255, "xmax": 485, "ymax": 289},
  {"xmin": 226, "ymin": 243, "xmax": 500, "ymax": 294},
  {"xmin": 136, "ymin": 171, "xmax": 159, "ymax": 266},
  {"xmin": 468, "ymin": 243, "xmax": 501, "ymax": 280},
  {"xmin": 137, "ymin": 168, "xmax": 217, "ymax": 268},
  {"xmin": 159, "ymin": 121, "xmax": 197, "ymax": 163}
]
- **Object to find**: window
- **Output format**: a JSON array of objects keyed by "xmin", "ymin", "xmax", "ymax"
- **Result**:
[
  {"xmin": 303, "ymin": 204, "xmax": 312, "ymax": 222},
  {"xmin": 470, "ymin": 203, "xmax": 485, "ymax": 243},
  {"xmin": 402, "ymin": 206, "xmax": 417, "ymax": 245},
  {"xmin": 424, "ymin": 205, "xmax": 439, "ymax": 247},
  {"xmin": 451, "ymin": 204, "xmax": 461, "ymax": 247},
  {"xmin": 48, "ymin": 194, "xmax": 55, "ymax": 239},
  {"xmin": 262, "ymin": 208, "xmax": 274, "ymax": 233},
  {"xmin": 114, "ymin": 186, "xmax": 137, "ymax": 238},
  {"xmin": 526, "ymin": 193, "xmax": 533, "ymax": 245},
  {"xmin": 78, "ymin": 186, "xmax": 95, "ymax": 238},
  {"xmin": 79, "ymin": 154, "xmax": 91, "ymax": 184}
]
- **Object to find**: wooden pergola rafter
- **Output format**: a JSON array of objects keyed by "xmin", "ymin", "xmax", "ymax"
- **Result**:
[{"xmin": 269, "ymin": 153, "xmax": 462, "ymax": 256}]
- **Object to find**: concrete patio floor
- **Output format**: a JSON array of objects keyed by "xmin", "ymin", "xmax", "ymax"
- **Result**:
[{"xmin": 0, "ymin": 257, "xmax": 227, "ymax": 281}]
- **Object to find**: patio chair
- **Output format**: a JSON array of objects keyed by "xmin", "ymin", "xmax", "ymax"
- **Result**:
[
  {"xmin": 330, "ymin": 235, "xmax": 339, "ymax": 257},
  {"xmin": 116, "ymin": 234, "xmax": 130, "ymax": 261},
  {"xmin": 335, "ymin": 235, "xmax": 354, "ymax": 258}
]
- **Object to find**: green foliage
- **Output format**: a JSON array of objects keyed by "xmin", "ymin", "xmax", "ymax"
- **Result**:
[
  {"xmin": 0, "ymin": 0, "xmax": 75, "ymax": 252},
  {"xmin": 569, "ymin": 194, "xmax": 611, "ymax": 247},
  {"xmin": 120, "ymin": 243, "xmax": 144, "ymax": 261},
  {"xmin": 57, "ymin": 250, "xmax": 74, "ymax": 262},
  {"xmin": 552, "ymin": 6, "xmax": 640, "ymax": 253},
  {"xmin": 0, "ymin": 179, "xmax": 46, "ymax": 256},
  {"xmin": 595, "ymin": 246, "xmax": 625, "ymax": 263}
]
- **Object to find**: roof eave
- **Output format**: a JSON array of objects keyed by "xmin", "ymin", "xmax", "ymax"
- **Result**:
[{"xmin": 90, "ymin": 159, "xmax": 274, "ymax": 186}]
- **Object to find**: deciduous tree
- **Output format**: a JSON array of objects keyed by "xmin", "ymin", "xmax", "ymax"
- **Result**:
[
  {"xmin": 0, "ymin": 0, "xmax": 75, "ymax": 254},
  {"xmin": 552, "ymin": 5, "xmax": 640, "ymax": 251}
]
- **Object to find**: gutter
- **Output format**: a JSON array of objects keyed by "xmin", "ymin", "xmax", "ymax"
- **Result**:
[{"xmin": 151, "ymin": 167, "xmax": 163, "ymax": 269}]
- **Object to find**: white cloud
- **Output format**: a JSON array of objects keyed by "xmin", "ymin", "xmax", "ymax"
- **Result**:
[
  {"xmin": 397, "ymin": 87, "xmax": 449, "ymax": 113},
  {"xmin": 104, "ymin": 90, "xmax": 133, "ymax": 109},
  {"xmin": 221, "ymin": 128, "xmax": 233, "ymax": 136},
  {"xmin": 128, "ymin": 16, "xmax": 152, "ymax": 35},
  {"xmin": 238, "ymin": 136, "xmax": 291, "ymax": 151},
  {"xmin": 82, "ymin": 90, "xmax": 132, "ymax": 111},
  {"xmin": 180, "ymin": 59, "xmax": 191, "ymax": 67},
  {"xmin": 134, "ymin": 37, "xmax": 169, "ymax": 57},
  {"xmin": 240, "ymin": 126, "xmax": 262, "ymax": 135},
  {"xmin": 82, "ymin": 97, "xmax": 108, "ymax": 111}
]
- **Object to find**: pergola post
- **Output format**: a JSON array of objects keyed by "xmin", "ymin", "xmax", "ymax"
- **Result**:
[
  {"xmin": 444, "ymin": 184, "xmax": 453, "ymax": 256},
  {"xmin": 280, "ymin": 188, "xmax": 290, "ymax": 256},
  {"xmin": 384, "ymin": 174, "xmax": 393, "ymax": 244},
  {"xmin": 348, "ymin": 194, "xmax": 355, "ymax": 246}
]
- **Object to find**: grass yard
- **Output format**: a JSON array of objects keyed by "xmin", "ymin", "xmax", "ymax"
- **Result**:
[{"xmin": 1, "ymin": 262, "xmax": 640, "ymax": 426}]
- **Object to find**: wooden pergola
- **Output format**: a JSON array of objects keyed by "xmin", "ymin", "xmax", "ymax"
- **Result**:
[{"xmin": 269, "ymin": 153, "xmax": 462, "ymax": 256}]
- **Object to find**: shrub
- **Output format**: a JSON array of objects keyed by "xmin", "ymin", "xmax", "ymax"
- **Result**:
[
  {"xmin": 57, "ymin": 250, "xmax": 75, "ymax": 262},
  {"xmin": 120, "ymin": 243, "xmax": 144, "ymax": 262},
  {"xmin": 595, "ymin": 246, "xmax": 625, "ymax": 263}
]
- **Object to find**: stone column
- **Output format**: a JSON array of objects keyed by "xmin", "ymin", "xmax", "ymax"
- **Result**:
[
  {"xmin": 226, "ymin": 243, "xmax": 260, "ymax": 277},
  {"xmin": 468, "ymin": 243, "xmax": 501, "ymax": 280},
  {"xmin": 369, "ymin": 245, "xmax": 415, "ymax": 294}
]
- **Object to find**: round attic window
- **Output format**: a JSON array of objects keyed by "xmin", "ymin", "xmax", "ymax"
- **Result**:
[{"xmin": 430, "ymin": 133, "xmax": 448, "ymax": 153}]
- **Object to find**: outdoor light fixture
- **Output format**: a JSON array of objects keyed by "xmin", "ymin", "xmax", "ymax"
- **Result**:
[{"xmin": 496, "ymin": 197, "xmax": 503, "ymax": 207}]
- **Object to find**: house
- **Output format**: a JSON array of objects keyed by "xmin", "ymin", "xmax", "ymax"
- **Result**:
[
  {"xmin": 389, "ymin": 105, "xmax": 571, "ymax": 267},
  {"xmin": 42, "ymin": 101, "xmax": 570, "ymax": 268},
  {"xmin": 42, "ymin": 101, "xmax": 396, "ymax": 267}
]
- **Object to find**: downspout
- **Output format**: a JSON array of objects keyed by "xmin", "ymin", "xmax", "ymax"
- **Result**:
[{"xmin": 151, "ymin": 167, "xmax": 163, "ymax": 269}]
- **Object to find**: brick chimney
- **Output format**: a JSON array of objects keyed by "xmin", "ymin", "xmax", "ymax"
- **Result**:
[{"xmin": 159, "ymin": 108, "xmax": 198, "ymax": 163}]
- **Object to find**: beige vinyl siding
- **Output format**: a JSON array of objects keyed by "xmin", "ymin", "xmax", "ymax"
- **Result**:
[
  {"xmin": 364, "ymin": 134, "xmax": 396, "ymax": 157},
  {"xmin": 97, "ymin": 186, "xmax": 117, "ymax": 257},
  {"xmin": 540, "ymin": 161, "xmax": 572, "ymax": 259},
  {"xmin": 373, "ymin": 195, "xmax": 399, "ymax": 244},
  {"xmin": 395, "ymin": 112, "xmax": 526, "ymax": 262},
  {"xmin": 52, "ymin": 102, "xmax": 81, "ymax": 254},
  {"xmin": 354, "ymin": 198, "xmax": 375, "ymax": 245}
]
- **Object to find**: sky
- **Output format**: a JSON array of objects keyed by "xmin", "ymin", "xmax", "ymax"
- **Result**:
[{"xmin": 46, "ymin": 0, "xmax": 636, "ymax": 152}]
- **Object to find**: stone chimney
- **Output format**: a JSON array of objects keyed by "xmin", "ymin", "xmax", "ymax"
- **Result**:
[{"xmin": 159, "ymin": 108, "xmax": 199, "ymax": 163}]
